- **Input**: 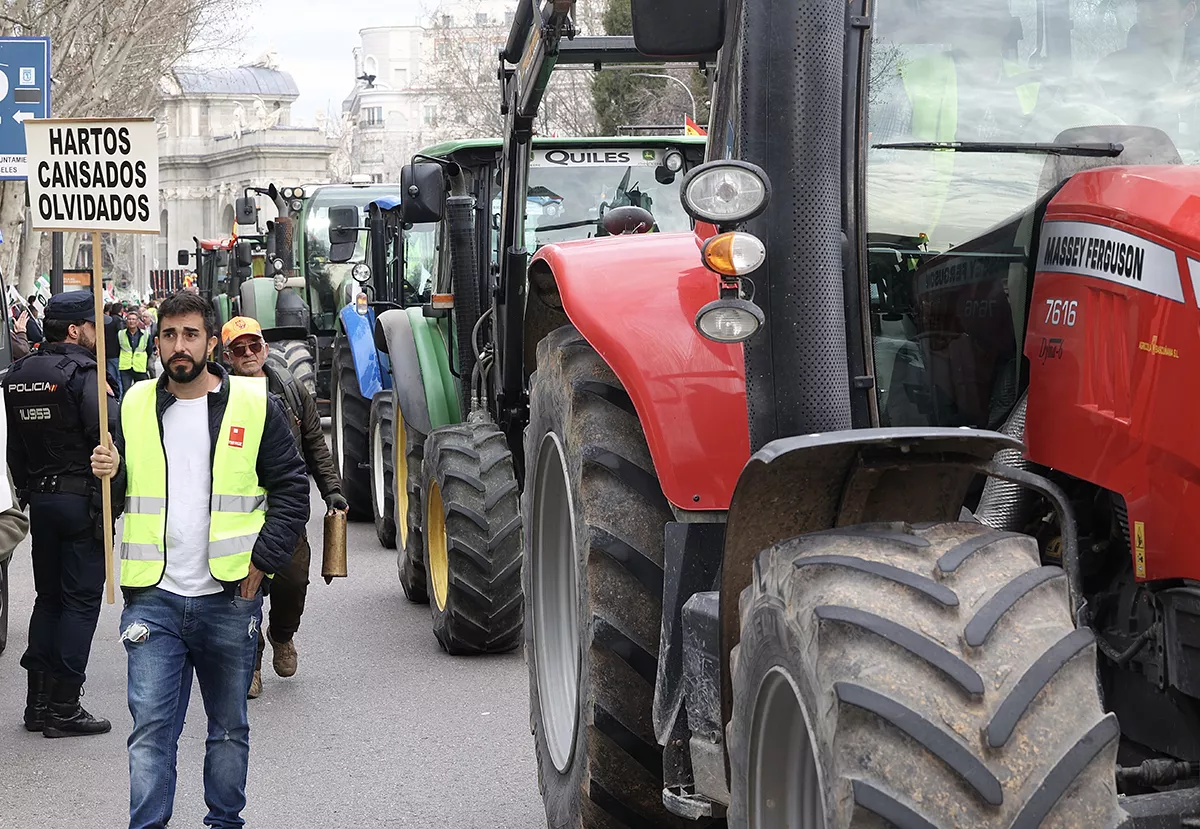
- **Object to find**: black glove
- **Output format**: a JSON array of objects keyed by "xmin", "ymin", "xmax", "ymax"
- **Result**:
[{"xmin": 325, "ymin": 493, "xmax": 349, "ymax": 513}]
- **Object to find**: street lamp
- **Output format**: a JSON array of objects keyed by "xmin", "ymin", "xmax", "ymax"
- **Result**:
[{"xmin": 630, "ymin": 72, "xmax": 697, "ymax": 122}]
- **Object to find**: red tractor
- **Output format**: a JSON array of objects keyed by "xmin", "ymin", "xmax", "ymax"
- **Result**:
[{"xmin": 505, "ymin": 0, "xmax": 1200, "ymax": 825}]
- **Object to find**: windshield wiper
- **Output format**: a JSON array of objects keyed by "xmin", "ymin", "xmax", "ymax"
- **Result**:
[{"xmin": 872, "ymin": 141, "xmax": 1124, "ymax": 157}]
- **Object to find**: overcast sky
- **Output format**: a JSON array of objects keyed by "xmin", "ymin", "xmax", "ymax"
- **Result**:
[{"xmin": 236, "ymin": 0, "xmax": 427, "ymax": 124}]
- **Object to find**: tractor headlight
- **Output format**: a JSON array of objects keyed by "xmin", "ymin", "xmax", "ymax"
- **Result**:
[
  {"xmin": 290, "ymin": 199, "xmax": 303, "ymax": 212},
  {"xmin": 273, "ymin": 273, "xmax": 288, "ymax": 291},
  {"xmin": 664, "ymin": 150, "xmax": 684, "ymax": 173},
  {"xmin": 694, "ymin": 298, "xmax": 764, "ymax": 343},
  {"xmin": 681, "ymin": 161, "xmax": 771, "ymax": 225},
  {"xmin": 271, "ymin": 257, "xmax": 285, "ymax": 274},
  {"xmin": 281, "ymin": 187, "xmax": 294, "ymax": 199},
  {"xmin": 353, "ymin": 263, "xmax": 371, "ymax": 282},
  {"xmin": 293, "ymin": 186, "xmax": 305, "ymax": 199}
]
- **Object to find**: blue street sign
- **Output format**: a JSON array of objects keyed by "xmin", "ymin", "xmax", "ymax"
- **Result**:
[{"xmin": 0, "ymin": 37, "xmax": 50, "ymax": 180}]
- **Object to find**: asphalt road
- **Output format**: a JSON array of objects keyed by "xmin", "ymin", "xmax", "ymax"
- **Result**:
[{"xmin": 0, "ymin": 479, "xmax": 545, "ymax": 828}]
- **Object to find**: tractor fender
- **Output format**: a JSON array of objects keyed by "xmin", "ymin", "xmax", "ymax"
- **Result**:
[
  {"xmin": 338, "ymin": 305, "xmax": 387, "ymax": 400},
  {"xmin": 531, "ymin": 231, "xmax": 749, "ymax": 511},
  {"xmin": 716, "ymin": 427, "xmax": 1023, "ymax": 727},
  {"xmin": 374, "ymin": 307, "xmax": 461, "ymax": 433}
]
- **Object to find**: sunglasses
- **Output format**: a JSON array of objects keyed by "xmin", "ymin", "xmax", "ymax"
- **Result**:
[{"xmin": 228, "ymin": 340, "xmax": 264, "ymax": 358}]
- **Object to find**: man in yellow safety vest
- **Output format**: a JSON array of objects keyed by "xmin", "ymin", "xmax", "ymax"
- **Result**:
[
  {"xmin": 117, "ymin": 310, "xmax": 150, "ymax": 392},
  {"xmin": 90, "ymin": 290, "xmax": 309, "ymax": 829}
]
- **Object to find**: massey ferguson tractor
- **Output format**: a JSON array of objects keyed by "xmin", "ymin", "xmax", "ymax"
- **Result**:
[{"xmin": 428, "ymin": 0, "xmax": 1200, "ymax": 826}]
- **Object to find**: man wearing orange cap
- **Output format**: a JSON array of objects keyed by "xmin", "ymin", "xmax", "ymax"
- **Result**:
[{"xmin": 220, "ymin": 317, "xmax": 346, "ymax": 697}]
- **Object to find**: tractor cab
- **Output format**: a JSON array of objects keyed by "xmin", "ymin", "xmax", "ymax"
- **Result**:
[{"xmin": 865, "ymin": 0, "xmax": 1193, "ymax": 431}]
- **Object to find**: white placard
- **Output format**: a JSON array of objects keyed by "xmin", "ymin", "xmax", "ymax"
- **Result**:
[
  {"xmin": 531, "ymin": 148, "xmax": 666, "ymax": 168},
  {"xmin": 24, "ymin": 118, "xmax": 159, "ymax": 233}
]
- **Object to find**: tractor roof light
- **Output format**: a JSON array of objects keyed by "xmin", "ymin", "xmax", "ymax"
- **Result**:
[
  {"xmin": 695, "ymin": 298, "xmax": 764, "ymax": 343},
  {"xmin": 681, "ymin": 160, "xmax": 771, "ymax": 225},
  {"xmin": 702, "ymin": 232, "xmax": 765, "ymax": 276},
  {"xmin": 281, "ymin": 187, "xmax": 294, "ymax": 199},
  {"xmin": 293, "ymin": 186, "xmax": 305, "ymax": 199}
]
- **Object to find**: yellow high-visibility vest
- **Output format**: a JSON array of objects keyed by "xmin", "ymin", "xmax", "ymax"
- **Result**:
[
  {"xmin": 119, "ymin": 375, "xmax": 268, "ymax": 588},
  {"xmin": 118, "ymin": 329, "xmax": 150, "ymax": 374}
]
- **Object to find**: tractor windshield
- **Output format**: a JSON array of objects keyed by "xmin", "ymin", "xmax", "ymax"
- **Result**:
[
  {"xmin": 866, "ymin": 0, "xmax": 1198, "ymax": 429},
  {"xmin": 490, "ymin": 147, "xmax": 692, "ymax": 254},
  {"xmin": 302, "ymin": 185, "xmax": 401, "ymax": 329}
]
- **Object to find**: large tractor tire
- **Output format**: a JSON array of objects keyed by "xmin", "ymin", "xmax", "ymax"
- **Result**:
[
  {"xmin": 369, "ymin": 391, "xmax": 397, "ymax": 549},
  {"xmin": 330, "ymin": 340, "xmax": 372, "ymax": 520},
  {"xmin": 524, "ymin": 326, "xmax": 685, "ymax": 828},
  {"xmin": 266, "ymin": 338, "xmax": 317, "ymax": 397},
  {"xmin": 394, "ymin": 393, "xmax": 429, "ymax": 603},
  {"xmin": 728, "ymin": 522, "xmax": 1123, "ymax": 828},
  {"xmin": 421, "ymin": 416, "xmax": 523, "ymax": 654}
]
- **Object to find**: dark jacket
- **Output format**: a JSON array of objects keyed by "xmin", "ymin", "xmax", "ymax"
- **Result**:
[
  {"xmin": 5, "ymin": 342, "xmax": 126, "ymax": 505},
  {"xmin": 264, "ymin": 363, "xmax": 342, "ymax": 503},
  {"xmin": 113, "ymin": 361, "xmax": 310, "ymax": 580}
]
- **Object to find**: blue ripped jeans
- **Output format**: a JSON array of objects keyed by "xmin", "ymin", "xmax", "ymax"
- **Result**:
[{"xmin": 121, "ymin": 587, "xmax": 262, "ymax": 829}]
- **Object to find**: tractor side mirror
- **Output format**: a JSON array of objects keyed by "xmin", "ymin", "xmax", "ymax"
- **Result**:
[
  {"xmin": 232, "ymin": 240, "xmax": 254, "ymax": 278},
  {"xmin": 602, "ymin": 205, "xmax": 656, "ymax": 236},
  {"xmin": 629, "ymin": 0, "xmax": 725, "ymax": 56},
  {"xmin": 177, "ymin": 249, "xmax": 190, "ymax": 266},
  {"xmin": 401, "ymin": 162, "xmax": 446, "ymax": 224},
  {"xmin": 328, "ymin": 205, "xmax": 360, "ymax": 265},
  {"xmin": 235, "ymin": 196, "xmax": 258, "ymax": 226}
]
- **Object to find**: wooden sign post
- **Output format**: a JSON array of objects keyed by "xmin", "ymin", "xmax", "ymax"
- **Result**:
[{"xmin": 24, "ymin": 117, "xmax": 160, "ymax": 605}]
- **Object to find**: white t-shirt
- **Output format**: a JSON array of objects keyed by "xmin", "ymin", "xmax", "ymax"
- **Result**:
[{"xmin": 158, "ymin": 394, "xmax": 222, "ymax": 597}]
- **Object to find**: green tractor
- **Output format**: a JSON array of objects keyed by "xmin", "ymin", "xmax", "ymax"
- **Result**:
[{"xmin": 350, "ymin": 134, "xmax": 704, "ymax": 654}]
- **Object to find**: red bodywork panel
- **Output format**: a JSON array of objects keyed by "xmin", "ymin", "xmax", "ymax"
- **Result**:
[
  {"xmin": 1024, "ymin": 166, "xmax": 1200, "ymax": 581},
  {"xmin": 532, "ymin": 230, "xmax": 749, "ymax": 511}
]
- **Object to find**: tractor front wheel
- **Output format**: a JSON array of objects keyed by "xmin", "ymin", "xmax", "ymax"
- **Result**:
[
  {"xmin": 265, "ymin": 338, "xmax": 317, "ymax": 397},
  {"xmin": 369, "ymin": 392, "xmax": 397, "ymax": 548},
  {"xmin": 395, "ymin": 391, "xmax": 429, "ymax": 603},
  {"xmin": 421, "ymin": 416, "xmax": 523, "ymax": 654},
  {"xmin": 330, "ymin": 339, "xmax": 372, "ymax": 520},
  {"xmin": 524, "ymin": 326, "xmax": 684, "ymax": 828},
  {"xmin": 728, "ymin": 522, "xmax": 1123, "ymax": 828}
]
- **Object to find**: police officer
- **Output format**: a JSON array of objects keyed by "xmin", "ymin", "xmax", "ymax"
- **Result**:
[{"xmin": 5, "ymin": 291, "xmax": 124, "ymax": 737}]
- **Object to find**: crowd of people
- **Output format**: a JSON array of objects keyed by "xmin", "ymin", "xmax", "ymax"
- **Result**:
[{"xmin": 2, "ymin": 290, "xmax": 346, "ymax": 829}]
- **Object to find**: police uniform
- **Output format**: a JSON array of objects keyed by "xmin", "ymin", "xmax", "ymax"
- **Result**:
[{"xmin": 5, "ymin": 291, "xmax": 122, "ymax": 737}]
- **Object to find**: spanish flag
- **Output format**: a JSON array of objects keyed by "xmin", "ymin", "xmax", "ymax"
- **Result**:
[{"xmin": 684, "ymin": 115, "xmax": 707, "ymax": 137}]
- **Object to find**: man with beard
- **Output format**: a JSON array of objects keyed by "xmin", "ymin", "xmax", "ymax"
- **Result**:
[
  {"xmin": 90, "ymin": 291, "xmax": 309, "ymax": 829},
  {"xmin": 5, "ymin": 291, "xmax": 124, "ymax": 737},
  {"xmin": 118, "ymin": 310, "xmax": 151, "ymax": 392}
]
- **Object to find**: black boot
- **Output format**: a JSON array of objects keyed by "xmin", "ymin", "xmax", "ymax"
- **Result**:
[
  {"xmin": 23, "ymin": 671, "xmax": 50, "ymax": 732},
  {"xmin": 43, "ymin": 681, "xmax": 111, "ymax": 738}
]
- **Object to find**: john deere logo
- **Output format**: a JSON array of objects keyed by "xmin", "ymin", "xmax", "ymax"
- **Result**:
[{"xmin": 643, "ymin": 150, "xmax": 656, "ymax": 161}]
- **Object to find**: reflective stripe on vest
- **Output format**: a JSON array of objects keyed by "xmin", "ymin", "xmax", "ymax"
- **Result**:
[
  {"xmin": 118, "ymin": 329, "xmax": 150, "ymax": 373},
  {"xmin": 119, "ymin": 375, "xmax": 269, "ymax": 588}
]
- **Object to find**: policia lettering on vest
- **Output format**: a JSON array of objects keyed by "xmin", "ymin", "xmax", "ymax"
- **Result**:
[
  {"xmin": 5, "ymin": 291, "xmax": 124, "ymax": 738},
  {"xmin": 90, "ymin": 291, "xmax": 310, "ymax": 829}
]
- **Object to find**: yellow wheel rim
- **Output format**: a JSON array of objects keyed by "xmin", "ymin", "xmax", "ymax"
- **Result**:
[
  {"xmin": 394, "ymin": 407, "xmax": 408, "ymax": 548},
  {"xmin": 427, "ymin": 481, "xmax": 449, "ymax": 610}
]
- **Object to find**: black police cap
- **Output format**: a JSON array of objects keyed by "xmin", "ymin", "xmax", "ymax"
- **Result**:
[{"xmin": 43, "ymin": 291, "xmax": 96, "ymax": 323}]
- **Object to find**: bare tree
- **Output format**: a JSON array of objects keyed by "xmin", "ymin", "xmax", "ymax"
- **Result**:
[{"xmin": 0, "ymin": 0, "xmax": 244, "ymax": 294}]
